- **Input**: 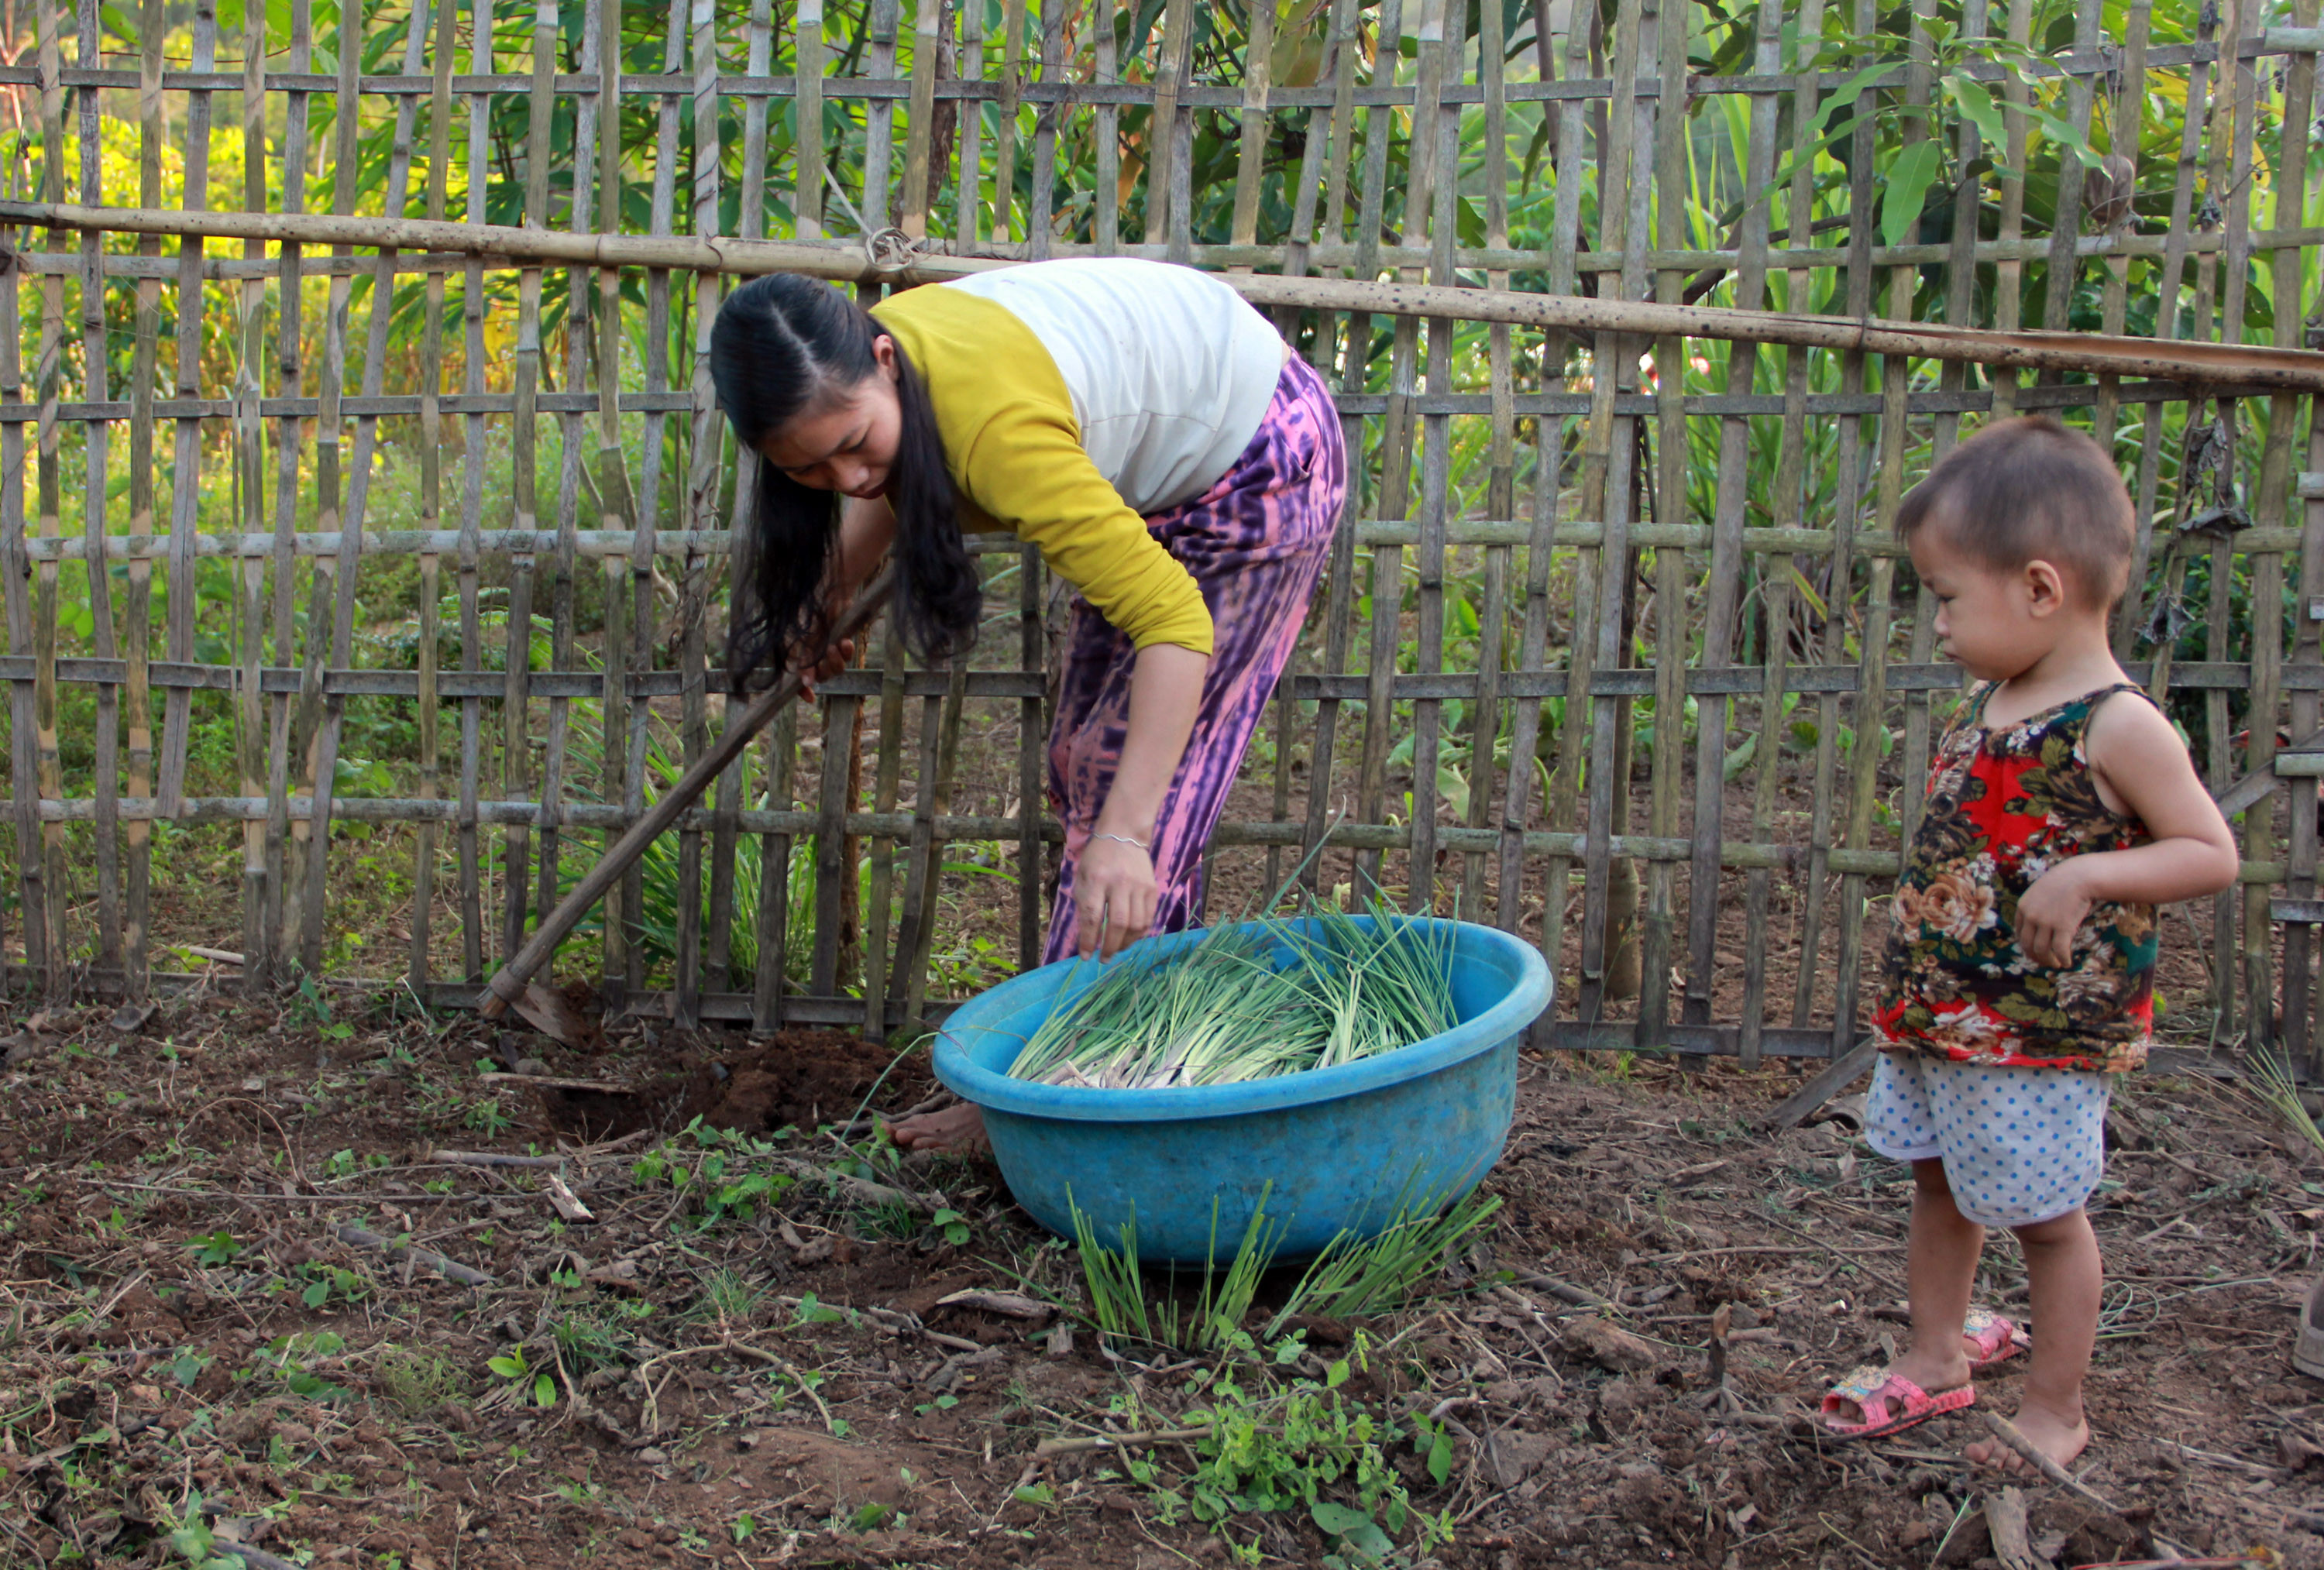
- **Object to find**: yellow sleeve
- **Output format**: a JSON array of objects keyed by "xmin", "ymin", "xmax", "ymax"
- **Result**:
[
  {"xmin": 956, "ymin": 403, "xmax": 1215, "ymax": 655},
  {"xmin": 870, "ymin": 282, "xmax": 1214, "ymax": 655}
]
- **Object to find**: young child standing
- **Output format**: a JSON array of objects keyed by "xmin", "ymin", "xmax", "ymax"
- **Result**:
[{"xmin": 1820, "ymin": 416, "xmax": 2240, "ymax": 1471}]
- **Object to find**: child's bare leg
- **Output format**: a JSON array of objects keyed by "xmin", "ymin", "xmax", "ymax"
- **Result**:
[
  {"xmin": 1965, "ymin": 1206, "xmax": 2098, "ymax": 1471},
  {"xmin": 1835, "ymin": 1157, "xmax": 1982, "ymax": 1418}
]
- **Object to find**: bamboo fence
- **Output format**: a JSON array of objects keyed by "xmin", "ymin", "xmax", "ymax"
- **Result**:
[{"xmin": 5, "ymin": 0, "xmax": 2324, "ymax": 1068}]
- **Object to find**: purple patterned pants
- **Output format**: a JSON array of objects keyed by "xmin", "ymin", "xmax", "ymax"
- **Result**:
[{"xmin": 1042, "ymin": 354, "xmax": 1348, "ymax": 964}]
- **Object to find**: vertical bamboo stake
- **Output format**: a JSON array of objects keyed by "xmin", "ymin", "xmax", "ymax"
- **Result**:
[
  {"xmin": 2116, "ymin": 0, "xmax": 2212, "ymax": 656},
  {"xmin": 1640, "ymin": 0, "xmax": 1691, "ymax": 1053},
  {"xmin": 1573, "ymin": 0, "xmax": 1645, "ymax": 1029},
  {"xmin": 1791, "ymin": 0, "xmax": 1881, "ymax": 1043},
  {"xmin": 2, "ymin": 192, "xmax": 36, "ymax": 985},
  {"xmin": 2276, "ymin": 10, "xmax": 2322, "ymax": 1067},
  {"xmin": 864, "ymin": 0, "xmax": 902, "ymax": 231},
  {"xmin": 533, "ymin": 0, "xmax": 584, "ymax": 990},
  {"xmin": 795, "ymin": 0, "xmax": 826, "ymax": 241},
  {"xmin": 951, "ymin": 0, "xmax": 982, "ymax": 245},
  {"xmin": 261, "ymin": 0, "xmax": 315, "ymax": 977},
  {"xmin": 122, "ymin": 0, "xmax": 164, "ymax": 995},
  {"xmin": 2216, "ymin": 0, "xmax": 2264, "ymax": 1037},
  {"xmin": 230, "ymin": 0, "xmax": 269, "ymax": 985},
  {"xmin": 597, "ymin": 0, "xmax": 638, "ymax": 1007},
  {"xmin": 1987, "ymin": 0, "xmax": 2034, "ymax": 421},
  {"xmin": 1026, "ymin": 0, "xmax": 1064, "ymax": 256},
  {"xmin": 296, "ymin": 0, "xmax": 364, "ymax": 980},
  {"xmin": 1685, "ymin": 0, "xmax": 1782, "ymax": 1062},
  {"xmin": 900, "ymin": 0, "xmax": 940, "ymax": 237},
  {"xmin": 1831, "ymin": 0, "xmax": 1932, "ymax": 1067},
  {"xmin": 77, "ymin": 0, "xmax": 120, "ymax": 981},
  {"xmin": 1146, "ymin": 0, "xmax": 1192, "ymax": 253},
  {"xmin": 1404, "ymin": 0, "xmax": 1452, "ymax": 917},
  {"xmin": 1459, "ymin": 0, "xmax": 1511, "ymax": 923},
  {"xmin": 1291, "ymin": 0, "xmax": 1359, "ymax": 897},
  {"xmin": 155, "ymin": 0, "xmax": 214, "ymax": 881},
  {"xmin": 676, "ymin": 0, "xmax": 725, "ymax": 1025},
  {"xmin": 33, "ymin": 0, "xmax": 67, "ymax": 988},
  {"xmin": 1535, "ymin": 0, "xmax": 1601, "ymax": 1015},
  {"xmin": 1750, "ymin": 0, "xmax": 1826, "ymax": 1060},
  {"xmin": 486, "ymin": 2, "xmax": 535, "ymax": 980},
  {"xmin": 1092, "ymin": 0, "xmax": 1116, "ymax": 253},
  {"xmin": 2246, "ymin": 2, "xmax": 2312, "ymax": 1046},
  {"xmin": 1349, "ymin": 0, "xmax": 1406, "ymax": 899},
  {"xmin": 628, "ymin": 0, "xmax": 686, "ymax": 1012}
]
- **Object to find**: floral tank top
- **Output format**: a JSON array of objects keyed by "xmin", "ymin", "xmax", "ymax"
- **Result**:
[{"xmin": 1872, "ymin": 682, "xmax": 2159, "ymax": 1074}]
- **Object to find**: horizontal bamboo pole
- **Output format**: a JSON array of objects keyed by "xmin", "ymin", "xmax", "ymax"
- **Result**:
[
  {"xmin": 0, "ymin": 43, "xmax": 2238, "ymax": 108},
  {"xmin": 14, "ymin": 201, "xmax": 2324, "ymax": 390},
  {"xmin": 13, "ymin": 225, "xmax": 2324, "ymax": 283},
  {"xmin": 0, "ymin": 655, "xmax": 2292, "ymax": 703}
]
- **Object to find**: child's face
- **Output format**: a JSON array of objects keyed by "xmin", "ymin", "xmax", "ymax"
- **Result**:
[{"xmin": 1909, "ymin": 524, "xmax": 2071, "ymax": 683}]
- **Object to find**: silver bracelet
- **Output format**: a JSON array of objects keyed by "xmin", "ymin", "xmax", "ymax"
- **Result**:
[{"xmin": 1092, "ymin": 832, "xmax": 1150, "ymax": 852}]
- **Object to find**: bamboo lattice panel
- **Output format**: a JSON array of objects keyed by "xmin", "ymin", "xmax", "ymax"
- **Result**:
[{"xmin": 2, "ymin": 0, "xmax": 2322, "ymax": 1067}]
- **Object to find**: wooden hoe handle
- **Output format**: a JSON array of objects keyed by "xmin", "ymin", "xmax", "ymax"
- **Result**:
[{"xmin": 478, "ymin": 565, "xmax": 897, "ymax": 1019}]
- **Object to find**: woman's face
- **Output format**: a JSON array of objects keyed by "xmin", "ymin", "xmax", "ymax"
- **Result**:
[{"xmin": 757, "ymin": 334, "xmax": 903, "ymax": 500}]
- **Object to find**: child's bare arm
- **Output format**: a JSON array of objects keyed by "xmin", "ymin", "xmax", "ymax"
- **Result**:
[{"xmin": 2015, "ymin": 694, "xmax": 2240, "ymax": 967}]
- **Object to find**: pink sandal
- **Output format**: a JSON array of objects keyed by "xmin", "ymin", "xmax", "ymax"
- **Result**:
[
  {"xmin": 1822, "ymin": 1367, "xmax": 1976, "ymax": 1439},
  {"xmin": 1964, "ymin": 1307, "xmax": 2029, "ymax": 1372}
]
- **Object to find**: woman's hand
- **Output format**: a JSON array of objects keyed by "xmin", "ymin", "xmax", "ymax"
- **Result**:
[
  {"xmin": 2015, "ymin": 861, "xmax": 2093, "ymax": 970},
  {"xmin": 794, "ymin": 631, "xmax": 854, "ymax": 699},
  {"xmin": 1074, "ymin": 832, "xmax": 1158, "ymax": 959}
]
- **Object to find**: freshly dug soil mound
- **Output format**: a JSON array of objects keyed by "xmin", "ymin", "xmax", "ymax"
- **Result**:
[
  {"xmin": 537, "ymin": 1026, "xmax": 938, "ymax": 1141},
  {"xmin": 672, "ymin": 1028, "xmax": 938, "ymax": 1134}
]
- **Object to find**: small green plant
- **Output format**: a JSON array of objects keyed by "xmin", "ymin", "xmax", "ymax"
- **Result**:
[
  {"xmin": 552, "ymin": 1310, "xmax": 635, "ymax": 1376},
  {"xmin": 486, "ymin": 1345, "xmax": 556, "ymax": 1408},
  {"xmin": 1071, "ymin": 1188, "xmax": 1279, "ymax": 1354},
  {"xmin": 2247, "ymin": 1053, "xmax": 2324, "ymax": 1157},
  {"xmin": 257, "ymin": 1331, "xmax": 352, "ymax": 1403},
  {"xmin": 293, "ymin": 1263, "xmax": 370, "ymax": 1311},
  {"xmin": 1162, "ymin": 1368, "xmax": 1455, "ymax": 1568},
  {"xmin": 693, "ymin": 1268, "xmax": 765, "ymax": 1322},
  {"xmin": 184, "ymin": 1230, "xmax": 242, "ymax": 1268},
  {"xmin": 464, "ymin": 1096, "xmax": 514, "ymax": 1135},
  {"xmin": 375, "ymin": 1345, "xmax": 467, "ymax": 1417},
  {"xmin": 788, "ymin": 1292, "xmax": 849, "ymax": 1330},
  {"xmin": 163, "ymin": 1489, "xmax": 246, "ymax": 1570},
  {"xmin": 928, "ymin": 1208, "xmax": 971, "ymax": 1247},
  {"xmin": 1069, "ymin": 1180, "xmax": 1501, "ymax": 1355}
]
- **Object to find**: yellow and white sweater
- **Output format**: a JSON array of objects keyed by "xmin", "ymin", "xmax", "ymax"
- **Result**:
[{"xmin": 868, "ymin": 258, "xmax": 1285, "ymax": 655}]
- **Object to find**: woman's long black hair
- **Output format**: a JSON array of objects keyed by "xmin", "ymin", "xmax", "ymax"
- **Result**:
[{"xmin": 711, "ymin": 272, "xmax": 980, "ymax": 692}]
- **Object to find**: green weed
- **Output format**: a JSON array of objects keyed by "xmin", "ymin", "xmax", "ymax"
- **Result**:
[{"xmin": 373, "ymin": 1345, "xmax": 468, "ymax": 1417}]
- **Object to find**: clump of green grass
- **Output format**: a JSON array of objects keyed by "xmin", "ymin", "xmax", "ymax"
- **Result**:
[
  {"xmin": 1008, "ymin": 896, "xmax": 1460, "ymax": 1089},
  {"xmin": 373, "ymin": 1344, "xmax": 469, "ymax": 1417},
  {"xmin": 1069, "ymin": 1180, "xmax": 1501, "ymax": 1355},
  {"xmin": 2245, "ymin": 1051, "xmax": 2324, "ymax": 1157}
]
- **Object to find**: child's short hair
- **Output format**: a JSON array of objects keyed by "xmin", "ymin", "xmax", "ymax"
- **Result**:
[{"xmin": 1894, "ymin": 414, "xmax": 2136, "ymax": 610}]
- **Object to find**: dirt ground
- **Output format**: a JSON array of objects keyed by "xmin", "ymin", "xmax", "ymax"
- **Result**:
[{"xmin": 4, "ymin": 992, "xmax": 2323, "ymax": 1570}]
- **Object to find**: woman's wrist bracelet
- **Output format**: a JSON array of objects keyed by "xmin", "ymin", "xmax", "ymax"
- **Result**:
[{"xmin": 1092, "ymin": 832, "xmax": 1150, "ymax": 852}]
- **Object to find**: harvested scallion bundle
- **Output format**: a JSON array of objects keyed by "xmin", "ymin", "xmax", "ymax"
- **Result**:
[{"xmin": 1005, "ymin": 899, "xmax": 1461, "ymax": 1088}]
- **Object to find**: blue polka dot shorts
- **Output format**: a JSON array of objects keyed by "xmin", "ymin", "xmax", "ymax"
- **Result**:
[{"xmin": 1864, "ymin": 1052, "xmax": 2113, "ymax": 1228}]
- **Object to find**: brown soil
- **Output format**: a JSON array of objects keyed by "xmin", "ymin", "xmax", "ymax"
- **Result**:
[{"xmin": 4, "ymin": 992, "xmax": 2323, "ymax": 1569}]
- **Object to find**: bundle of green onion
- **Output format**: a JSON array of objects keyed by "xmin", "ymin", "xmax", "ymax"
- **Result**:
[{"xmin": 1003, "ymin": 900, "xmax": 1461, "ymax": 1089}]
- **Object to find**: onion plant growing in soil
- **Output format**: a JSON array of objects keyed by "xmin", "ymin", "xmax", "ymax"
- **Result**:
[
  {"xmin": 1069, "ymin": 1180, "xmax": 1503, "ymax": 1355},
  {"xmin": 1007, "ymin": 898, "xmax": 1462, "ymax": 1089}
]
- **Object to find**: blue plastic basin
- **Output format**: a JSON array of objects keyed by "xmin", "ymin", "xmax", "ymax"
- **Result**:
[{"xmin": 931, "ymin": 917, "xmax": 1552, "ymax": 1264}]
